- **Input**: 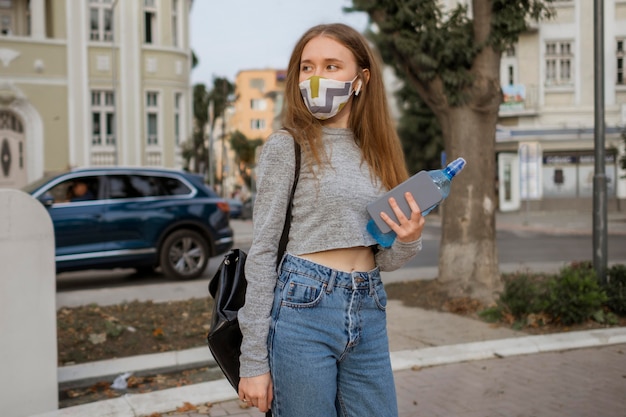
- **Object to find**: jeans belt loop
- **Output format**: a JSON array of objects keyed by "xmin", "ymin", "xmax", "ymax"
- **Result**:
[
  {"xmin": 326, "ymin": 270, "xmax": 337, "ymax": 293},
  {"xmin": 368, "ymin": 272, "xmax": 376, "ymax": 295}
]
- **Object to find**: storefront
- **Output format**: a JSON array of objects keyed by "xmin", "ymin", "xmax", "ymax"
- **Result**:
[{"xmin": 497, "ymin": 142, "xmax": 624, "ymax": 212}]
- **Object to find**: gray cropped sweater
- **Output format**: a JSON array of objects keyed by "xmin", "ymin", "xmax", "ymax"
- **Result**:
[{"xmin": 238, "ymin": 127, "xmax": 422, "ymax": 377}]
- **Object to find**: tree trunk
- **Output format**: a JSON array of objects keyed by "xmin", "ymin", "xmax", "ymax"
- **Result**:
[{"xmin": 435, "ymin": 106, "xmax": 502, "ymax": 303}]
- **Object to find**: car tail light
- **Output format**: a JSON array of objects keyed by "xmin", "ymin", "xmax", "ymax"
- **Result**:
[{"xmin": 217, "ymin": 201, "xmax": 229, "ymax": 213}]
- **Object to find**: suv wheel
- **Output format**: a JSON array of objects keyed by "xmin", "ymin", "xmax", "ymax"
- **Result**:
[{"xmin": 160, "ymin": 229, "xmax": 210, "ymax": 280}]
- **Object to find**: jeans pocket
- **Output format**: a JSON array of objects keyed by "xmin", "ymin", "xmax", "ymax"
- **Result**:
[
  {"xmin": 281, "ymin": 271, "xmax": 325, "ymax": 308},
  {"xmin": 372, "ymin": 281, "xmax": 388, "ymax": 311}
]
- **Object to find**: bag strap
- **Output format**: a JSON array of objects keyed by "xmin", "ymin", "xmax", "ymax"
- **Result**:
[{"xmin": 276, "ymin": 140, "xmax": 301, "ymax": 264}]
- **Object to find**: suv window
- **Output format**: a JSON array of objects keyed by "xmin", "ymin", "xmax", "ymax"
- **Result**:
[
  {"xmin": 108, "ymin": 174, "xmax": 191, "ymax": 199},
  {"xmin": 46, "ymin": 176, "xmax": 100, "ymax": 204}
]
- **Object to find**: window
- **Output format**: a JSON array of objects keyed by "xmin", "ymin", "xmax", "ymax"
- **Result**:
[
  {"xmin": 108, "ymin": 175, "xmax": 191, "ymax": 198},
  {"xmin": 48, "ymin": 177, "xmax": 100, "ymax": 204},
  {"xmin": 89, "ymin": 0, "xmax": 113, "ymax": 41},
  {"xmin": 0, "ymin": 13, "xmax": 11, "ymax": 35},
  {"xmin": 91, "ymin": 90, "xmax": 116, "ymax": 146},
  {"xmin": 250, "ymin": 119, "xmax": 266, "ymax": 130},
  {"xmin": 171, "ymin": 0, "xmax": 178, "ymax": 47},
  {"xmin": 0, "ymin": 110, "xmax": 23, "ymax": 133},
  {"xmin": 174, "ymin": 92, "xmax": 182, "ymax": 145},
  {"xmin": 144, "ymin": 0, "xmax": 156, "ymax": 44},
  {"xmin": 249, "ymin": 78, "xmax": 265, "ymax": 92},
  {"xmin": 618, "ymin": 39, "xmax": 625, "ymax": 86},
  {"xmin": 146, "ymin": 91, "xmax": 159, "ymax": 146},
  {"xmin": 545, "ymin": 41, "xmax": 573, "ymax": 86},
  {"xmin": 160, "ymin": 176, "xmax": 192, "ymax": 195},
  {"xmin": 250, "ymin": 99, "xmax": 267, "ymax": 111},
  {"xmin": 0, "ymin": 0, "xmax": 14, "ymax": 36}
]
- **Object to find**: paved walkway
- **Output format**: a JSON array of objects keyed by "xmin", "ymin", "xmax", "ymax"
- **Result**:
[
  {"xmin": 32, "ymin": 209, "xmax": 626, "ymax": 417},
  {"xmin": 173, "ymin": 344, "xmax": 626, "ymax": 417}
]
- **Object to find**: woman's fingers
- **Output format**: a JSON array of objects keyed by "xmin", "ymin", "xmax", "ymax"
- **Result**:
[{"xmin": 380, "ymin": 193, "xmax": 425, "ymax": 242}]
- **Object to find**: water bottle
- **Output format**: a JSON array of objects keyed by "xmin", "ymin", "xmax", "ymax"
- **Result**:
[
  {"xmin": 421, "ymin": 157, "xmax": 466, "ymax": 215},
  {"xmin": 367, "ymin": 157, "xmax": 466, "ymax": 248}
]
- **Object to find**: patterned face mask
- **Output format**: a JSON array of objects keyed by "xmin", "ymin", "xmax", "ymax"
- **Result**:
[{"xmin": 299, "ymin": 75, "xmax": 361, "ymax": 120}]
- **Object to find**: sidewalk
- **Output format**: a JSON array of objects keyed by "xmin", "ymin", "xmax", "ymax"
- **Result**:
[{"xmin": 35, "ymin": 209, "xmax": 626, "ymax": 417}]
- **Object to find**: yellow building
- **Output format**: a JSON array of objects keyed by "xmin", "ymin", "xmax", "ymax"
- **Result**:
[
  {"xmin": 0, "ymin": 0, "xmax": 193, "ymax": 189},
  {"xmin": 231, "ymin": 69, "xmax": 286, "ymax": 141}
]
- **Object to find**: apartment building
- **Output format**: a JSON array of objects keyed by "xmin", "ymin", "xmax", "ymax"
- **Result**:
[
  {"xmin": 495, "ymin": 0, "xmax": 626, "ymax": 211},
  {"xmin": 231, "ymin": 69, "xmax": 286, "ymax": 141},
  {"xmin": 0, "ymin": 0, "xmax": 193, "ymax": 190}
]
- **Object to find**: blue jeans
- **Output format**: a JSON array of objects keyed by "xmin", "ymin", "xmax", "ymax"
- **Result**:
[{"xmin": 268, "ymin": 254, "xmax": 398, "ymax": 417}]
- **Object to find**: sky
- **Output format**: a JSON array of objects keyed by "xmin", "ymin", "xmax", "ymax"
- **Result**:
[{"xmin": 189, "ymin": 0, "xmax": 370, "ymax": 85}]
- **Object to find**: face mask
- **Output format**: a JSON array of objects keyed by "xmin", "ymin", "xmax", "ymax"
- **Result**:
[{"xmin": 299, "ymin": 75, "xmax": 361, "ymax": 120}]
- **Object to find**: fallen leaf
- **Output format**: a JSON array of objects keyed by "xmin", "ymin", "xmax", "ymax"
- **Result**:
[{"xmin": 176, "ymin": 402, "xmax": 197, "ymax": 412}]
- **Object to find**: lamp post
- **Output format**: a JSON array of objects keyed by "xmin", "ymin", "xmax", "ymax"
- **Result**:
[
  {"xmin": 207, "ymin": 100, "xmax": 215, "ymax": 189},
  {"xmin": 593, "ymin": 0, "xmax": 608, "ymax": 283}
]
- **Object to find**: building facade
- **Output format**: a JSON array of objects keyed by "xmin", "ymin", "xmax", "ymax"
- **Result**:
[
  {"xmin": 0, "ymin": 0, "xmax": 193, "ymax": 189},
  {"xmin": 495, "ymin": 0, "xmax": 626, "ymax": 211},
  {"xmin": 231, "ymin": 69, "xmax": 286, "ymax": 141}
]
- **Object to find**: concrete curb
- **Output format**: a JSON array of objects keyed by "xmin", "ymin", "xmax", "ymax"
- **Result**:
[
  {"xmin": 390, "ymin": 327, "xmax": 626, "ymax": 370},
  {"xmin": 36, "ymin": 327, "xmax": 626, "ymax": 417},
  {"xmin": 58, "ymin": 347, "xmax": 213, "ymax": 385}
]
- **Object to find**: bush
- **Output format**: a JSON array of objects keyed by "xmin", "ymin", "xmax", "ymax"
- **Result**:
[
  {"xmin": 480, "ymin": 262, "xmax": 625, "ymax": 329},
  {"xmin": 496, "ymin": 273, "xmax": 548, "ymax": 320},
  {"xmin": 542, "ymin": 266, "xmax": 607, "ymax": 325},
  {"xmin": 603, "ymin": 265, "xmax": 626, "ymax": 315}
]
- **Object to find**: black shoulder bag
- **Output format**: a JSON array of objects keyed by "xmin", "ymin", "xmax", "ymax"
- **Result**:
[{"xmin": 207, "ymin": 140, "xmax": 301, "ymax": 409}]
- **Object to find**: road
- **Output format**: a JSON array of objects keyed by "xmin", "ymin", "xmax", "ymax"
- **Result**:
[
  {"xmin": 56, "ymin": 221, "xmax": 626, "ymax": 293},
  {"xmin": 407, "ymin": 228, "xmax": 626, "ymax": 268}
]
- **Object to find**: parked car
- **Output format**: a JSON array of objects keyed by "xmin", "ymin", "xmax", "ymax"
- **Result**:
[
  {"xmin": 22, "ymin": 167, "xmax": 234, "ymax": 280},
  {"xmin": 240, "ymin": 193, "xmax": 255, "ymax": 220},
  {"xmin": 226, "ymin": 198, "xmax": 243, "ymax": 219}
]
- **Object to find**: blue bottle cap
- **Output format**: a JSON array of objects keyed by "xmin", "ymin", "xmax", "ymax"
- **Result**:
[{"xmin": 445, "ymin": 157, "xmax": 466, "ymax": 178}]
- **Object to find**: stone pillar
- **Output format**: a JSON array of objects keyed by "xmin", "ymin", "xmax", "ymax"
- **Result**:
[
  {"xmin": 29, "ymin": 0, "xmax": 46, "ymax": 39},
  {"xmin": 0, "ymin": 189, "xmax": 57, "ymax": 416}
]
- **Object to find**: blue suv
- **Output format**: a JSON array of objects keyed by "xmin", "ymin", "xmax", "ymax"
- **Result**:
[{"xmin": 23, "ymin": 167, "xmax": 234, "ymax": 280}]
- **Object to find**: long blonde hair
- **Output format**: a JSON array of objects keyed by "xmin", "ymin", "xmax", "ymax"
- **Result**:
[{"xmin": 282, "ymin": 23, "xmax": 409, "ymax": 190}]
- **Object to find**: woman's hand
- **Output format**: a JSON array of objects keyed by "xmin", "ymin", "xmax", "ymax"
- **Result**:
[
  {"xmin": 379, "ymin": 192, "xmax": 425, "ymax": 243},
  {"xmin": 239, "ymin": 373, "xmax": 273, "ymax": 413}
]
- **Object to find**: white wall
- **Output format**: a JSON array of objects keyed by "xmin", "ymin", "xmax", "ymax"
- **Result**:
[{"xmin": 0, "ymin": 189, "xmax": 58, "ymax": 416}]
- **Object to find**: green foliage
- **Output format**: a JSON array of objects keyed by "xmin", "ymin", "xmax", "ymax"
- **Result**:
[
  {"xmin": 189, "ymin": 78, "xmax": 235, "ymax": 174},
  {"xmin": 543, "ymin": 266, "xmax": 607, "ymax": 325},
  {"xmin": 230, "ymin": 131, "xmax": 261, "ymax": 165},
  {"xmin": 619, "ymin": 127, "xmax": 626, "ymax": 178},
  {"xmin": 490, "ymin": 0, "xmax": 555, "ymax": 50},
  {"xmin": 395, "ymin": 83, "xmax": 444, "ymax": 173},
  {"xmin": 481, "ymin": 263, "xmax": 626, "ymax": 328},
  {"xmin": 191, "ymin": 50, "xmax": 199, "ymax": 69},
  {"xmin": 230, "ymin": 131, "xmax": 264, "ymax": 190},
  {"xmin": 497, "ymin": 273, "xmax": 548, "ymax": 320},
  {"xmin": 189, "ymin": 83, "xmax": 210, "ymax": 173},
  {"xmin": 349, "ymin": 0, "xmax": 557, "ymax": 106},
  {"xmin": 208, "ymin": 77, "xmax": 234, "ymax": 130},
  {"xmin": 602, "ymin": 264, "xmax": 626, "ymax": 315},
  {"xmin": 104, "ymin": 320, "xmax": 124, "ymax": 338},
  {"xmin": 478, "ymin": 306, "xmax": 502, "ymax": 323},
  {"xmin": 193, "ymin": 83, "xmax": 210, "ymax": 127}
]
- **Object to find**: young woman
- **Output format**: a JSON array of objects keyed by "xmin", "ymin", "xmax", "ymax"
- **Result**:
[{"xmin": 238, "ymin": 23, "xmax": 425, "ymax": 416}]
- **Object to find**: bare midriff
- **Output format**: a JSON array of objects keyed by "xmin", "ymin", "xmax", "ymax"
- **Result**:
[{"xmin": 299, "ymin": 246, "xmax": 375, "ymax": 273}]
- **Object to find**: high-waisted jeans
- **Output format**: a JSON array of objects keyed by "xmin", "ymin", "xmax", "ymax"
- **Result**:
[{"xmin": 268, "ymin": 254, "xmax": 398, "ymax": 417}]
